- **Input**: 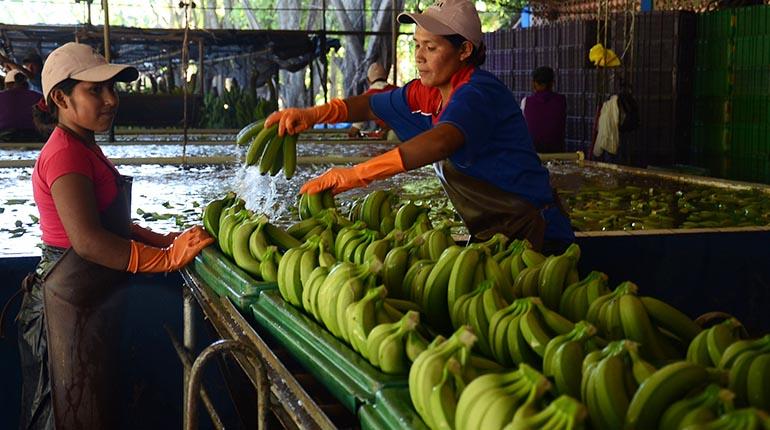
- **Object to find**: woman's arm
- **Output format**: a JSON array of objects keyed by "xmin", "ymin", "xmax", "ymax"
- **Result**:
[
  {"xmin": 51, "ymin": 173, "xmax": 132, "ymax": 270},
  {"xmin": 343, "ymin": 94, "xmax": 380, "ymax": 123},
  {"xmin": 398, "ymin": 122, "xmax": 465, "ymax": 170}
]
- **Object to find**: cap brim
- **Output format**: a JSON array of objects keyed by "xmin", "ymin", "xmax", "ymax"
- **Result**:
[
  {"xmin": 71, "ymin": 63, "xmax": 138, "ymax": 84},
  {"xmin": 397, "ymin": 12, "xmax": 457, "ymax": 36}
]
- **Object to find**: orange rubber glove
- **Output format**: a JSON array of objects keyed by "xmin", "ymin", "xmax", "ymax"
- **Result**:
[
  {"xmin": 131, "ymin": 223, "xmax": 180, "ymax": 247},
  {"xmin": 126, "ymin": 225, "xmax": 214, "ymax": 273},
  {"xmin": 300, "ymin": 148, "xmax": 406, "ymax": 195},
  {"xmin": 265, "ymin": 99, "xmax": 349, "ymax": 136}
]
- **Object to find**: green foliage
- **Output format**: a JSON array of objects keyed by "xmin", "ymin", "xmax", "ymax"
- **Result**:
[{"xmin": 199, "ymin": 86, "xmax": 278, "ymax": 129}]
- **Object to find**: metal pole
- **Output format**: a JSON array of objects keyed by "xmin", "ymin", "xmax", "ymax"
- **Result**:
[
  {"xmin": 391, "ymin": 0, "xmax": 397, "ymax": 85},
  {"xmin": 322, "ymin": 0, "xmax": 328, "ymax": 104},
  {"xmin": 102, "ymin": 0, "xmax": 114, "ymax": 142},
  {"xmin": 182, "ymin": 289, "xmax": 195, "ymax": 429},
  {"xmin": 102, "ymin": 0, "xmax": 110, "ymax": 61}
]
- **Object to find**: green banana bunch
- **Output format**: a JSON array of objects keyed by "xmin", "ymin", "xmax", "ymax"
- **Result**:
[
  {"xmin": 494, "ymin": 239, "xmax": 527, "ymax": 289},
  {"xmin": 277, "ymin": 236, "xmax": 320, "ymax": 307},
  {"xmin": 476, "ymin": 233, "xmax": 510, "ymax": 256},
  {"xmin": 298, "ymin": 190, "xmax": 336, "ymax": 220},
  {"xmin": 428, "ymin": 357, "xmax": 465, "ymax": 430},
  {"xmin": 418, "ymin": 225, "xmax": 453, "ymax": 261},
  {"xmin": 512, "ymin": 260, "xmax": 545, "ymax": 299},
  {"xmin": 688, "ymin": 318, "xmax": 745, "ymax": 367},
  {"xmin": 625, "ymin": 361, "xmax": 713, "ymax": 429},
  {"xmin": 259, "ymin": 246, "xmax": 280, "ymax": 283},
  {"xmin": 363, "ymin": 228, "xmax": 403, "ymax": 265},
  {"xmin": 381, "ymin": 235, "xmax": 425, "ymax": 300},
  {"xmin": 201, "ymin": 191, "xmax": 237, "ymax": 238},
  {"xmin": 335, "ymin": 264, "xmax": 379, "ymax": 343},
  {"xmin": 542, "ymin": 321, "xmax": 599, "ymax": 399},
  {"xmin": 301, "ymin": 265, "xmax": 329, "ymax": 321},
  {"xmin": 717, "ymin": 335, "xmax": 770, "ymax": 408},
  {"xmin": 507, "ymin": 239, "xmax": 534, "ymax": 281},
  {"xmin": 231, "ymin": 213, "xmax": 268, "ymax": 278},
  {"xmin": 581, "ymin": 340, "xmax": 648, "ymax": 430},
  {"xmin": 455, "ymin": 364, "xmax": 551, "ymax": 430},
  {"xmin": 450, "ymin": 280, "xmax": 508, "ymax": 358},
  {"xmin": 395, "ymin": 201, "xmax": 430, "ymax": 231},
  {"xmin": 681, "ymin": 407, "xmax": 770, "ymax": 430},
  {"xmin": 218, "ymin": 207, "xmax": 250, "ymax": 257},
  {"xmin": 406, "ymin": 212, "xmax": 434, "ymax": 243},
  {"xmin": 659, "ymin": 384, "xmax": 736, "ymax": 430},
  {"xmin": 487, "ymin": 299, "xmax": 531, "ymax": 367},
  {"xmin": 404, "ymin": 259, "xmax": 436, "ymax": 308},
  {"xmin": 587, "ymin": 281, "xmax": 680, "ymax": 362},
  {"xmin": 507, "ymin": 394, "xmax": 588, "ymax": 430},
  {"xmin": 420, "ymin": 245, "xmax": 463, "ymax": 334},
  {"xmin": 333, "ymin": 221, "xmax": 371, "ymax": 261},
  {"xmin": 365, "ymin": 310, "xmax": 419, "ymax": 374},
  {"xmin": 346, "ymin": 285, "xmax": 388, "ymax": 355},
  {"xmin": 447, "ymin": 246, "xmax": 484, "ymax": 312},
  {"xmin": 352, "ymin": 189, "xmax": 396, "ymax": 235},
  {"xmin": 409, "ymin": 326, "xmax": 477, "ymax": 429},
  {"xmin": 537, "ymin": 243, "xmax": 581, "ymax": 310},
  {"xmin": 559, "ymin": 271, "xmax": 610, "ymax": 322}
]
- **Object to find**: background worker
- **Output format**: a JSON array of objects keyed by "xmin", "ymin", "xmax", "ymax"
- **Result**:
[
  {"xmin": 0, "ymin": 70, "xmax": 43, "ymax": 140},
  {"xmin": 520, "ymin": 66, "xmax": 567, "ymax": 153},
  {"xmin": 266, "ymin": 0, "xmax": 574, "ymax": 253},
  {"xmin": 0, "ymin": 51, "xmax": 44, "ymax": 93},
  {"xmin": 17, "ymin": 42, "xmax": 213, "ymax": 429},
  {"xmin": 348, "ymin": 62, "xmax": 397, "ymax": 138}
]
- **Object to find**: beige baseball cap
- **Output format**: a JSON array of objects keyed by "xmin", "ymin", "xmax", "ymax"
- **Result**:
[
  {"xmin": 4, "ymin": 69, "xmax": 24, "ymax": 84},
  {"xmin": 367, "ymin": 63, "xmax": 388, "ymax": 82},
  {"xmin": 42, "ymin": 42, "xmax": 138, "ymax": 101},
  {"xmin": 397, "ymin": 0, "xmax": 482, "ymax": 48}
]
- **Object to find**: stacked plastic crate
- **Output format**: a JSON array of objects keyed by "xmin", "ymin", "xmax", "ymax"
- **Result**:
[
  {"xmin": 482, "ymin": 29, "xmax": 516, "ymax": 92},
  {"xmin": 692, "ymin": 9, "xmax": 733, "ymax": 178},
  {"xmin": 730, "ymin": 6, "xmax": 770, "ymax": 182},
  {"xmin": 557, "ymin": 20, "xmax": 597, "ymax": 154},
  {"xmin": 607, "ymin": 11, "xmax": 697, "ymax": 168}
]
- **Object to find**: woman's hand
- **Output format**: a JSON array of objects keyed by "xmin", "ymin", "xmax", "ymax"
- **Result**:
[
  {"xmin": 265, "ymin": 99, "xmax": 349, "ymax": 136},
  {"xmin": 126, "ymin": 225, "xmax": 214, "ymax": 273},
  {"xmin": 300, "ymin": 148, "xmax": 406, "ymax": 195}
]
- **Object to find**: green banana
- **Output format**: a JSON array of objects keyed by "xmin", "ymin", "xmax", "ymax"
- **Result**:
[
  {"xmin": 447, "ymin": 247, "xmax": 482, "ymax": 311},
  {"xmin": 201, "ymin": 191, "xmax": 236, "ymax": 238},
  {"xmin": 245, "ymin": 123, "xmax": 278, "ymax": 165},
  {"xmin": 235, "ymin": 118, "xmax": 265, "ymax": 146},
  {"xmin": 409, "ymin": 326, "xmax": 477, "ymax": 428},
  {"xmin": 231, "ymin": 215, "xmax": 266, "ymax": 278},
  {"xmin": 625, "ymin": 361, "xmax": 711, "ymax": 429},
  {"xmin": 263, "ymin": 222, "xmax": 302, "ymax": 251},
  {"xmin": 641, "ymin": 295, "xmax": 702, "ymax": 344},
  {"xmin": 428, "ymin": 357, "xmax": 464, "ymax": 430},
  {"xmin": 282, "ymin": 133, "xmax": 298, "ymax": 179},
  {"xmin": 377, "ymin": 310, "xmax": 419, "ymax": 374},
  {"xmin": 259, "ymin": 246, "xmax": 279, "ymax": 282},
  {"xmin": 347, "ymin": 285, "xmax": 388, "ymax": 355}
]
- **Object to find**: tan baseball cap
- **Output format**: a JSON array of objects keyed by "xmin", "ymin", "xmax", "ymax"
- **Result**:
[
  {"xmin": 42, "ymin": 42, "xmax": 138, "ymax": 101},
  {"xmin": 397, "ymin": 0, "xmax": 482, "ymax": 48},
  {"xmin": 4, "ymin": 69, "xmax": 24, "ymax": 84},
  {"xmin": 367, "ymin": 63, "xmax": 388, "ymax": 82}
]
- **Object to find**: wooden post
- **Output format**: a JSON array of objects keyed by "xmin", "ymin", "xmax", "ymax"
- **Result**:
[
  {"xmin": 198, "ymin": 38, "xmax": 204, "ymax": 95},
  {"xmin": 102, "ymin": 0, "xmax": 111, "ymax": 61},
  {"xmin": 391, "ymin": 0, "xmax": 397, "ymax": 85}
]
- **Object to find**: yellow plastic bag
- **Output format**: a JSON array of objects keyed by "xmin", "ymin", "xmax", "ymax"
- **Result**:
[{"xmin": 589, "ymin": 43, "xmax": 621, "ymax": 67}]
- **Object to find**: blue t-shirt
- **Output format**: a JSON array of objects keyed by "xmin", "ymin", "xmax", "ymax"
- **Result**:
[{"xmin": 370, "ymin": 66, "xmax": 573, "ymax": 242}]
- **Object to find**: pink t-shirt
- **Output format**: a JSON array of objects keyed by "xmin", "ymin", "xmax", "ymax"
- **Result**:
[{"xmin": 32, "ymin": 127, "xmax": 119, "ymax": 247}]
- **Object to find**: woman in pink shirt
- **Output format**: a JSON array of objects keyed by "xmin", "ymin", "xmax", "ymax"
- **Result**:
[{"xmin": 17, "ymin": 42, "xmax": 213, "ymax": 429}]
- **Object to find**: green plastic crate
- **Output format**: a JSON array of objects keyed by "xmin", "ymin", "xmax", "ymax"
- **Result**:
[
  {"xmin": 250, "ymin": 290, "xmax": 408, "ymax": 412},
  {"xmin": 191, "ymin": 246, "xmax": 277, "ymax": 311},
  {"xmin": 358, "ymin": 388, "xmax": 428, "ymax": 430}
]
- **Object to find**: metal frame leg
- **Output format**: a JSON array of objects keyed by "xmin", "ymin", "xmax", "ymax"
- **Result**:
[{"xmin": 185, "ymin": 339, "xmax": 268, "ymax": 430}]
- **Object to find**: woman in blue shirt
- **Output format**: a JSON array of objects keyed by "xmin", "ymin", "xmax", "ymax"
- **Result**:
[{"xmin": 265, "ymin": 0, "xmax": 573, "ymax": 252}]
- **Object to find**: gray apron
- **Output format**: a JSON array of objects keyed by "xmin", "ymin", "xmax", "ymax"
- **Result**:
[
  {"xmin": 17, "ymin": 136, "xmax": 132, "ymax": 430},
  {"xmin": 434, "ymin": 159, "xmax": 554, "ymax": 250}
]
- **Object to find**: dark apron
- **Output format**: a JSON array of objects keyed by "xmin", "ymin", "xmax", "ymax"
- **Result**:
[
  {"xmin": 17, "ymin": 158, "xmax": 133, "ymax": 430},
  {"xmin": 435, "ymin": 159, "xmax": 556, "ymax": 251}
]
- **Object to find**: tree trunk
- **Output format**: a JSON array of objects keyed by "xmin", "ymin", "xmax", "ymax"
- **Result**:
[
  {"xmin": 277, "ymin": 0, "xmax": 307, "ymax": 107},
  {"xmin": 241, "ymin": 0, "xmax": 260, "ymax": 28}
]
